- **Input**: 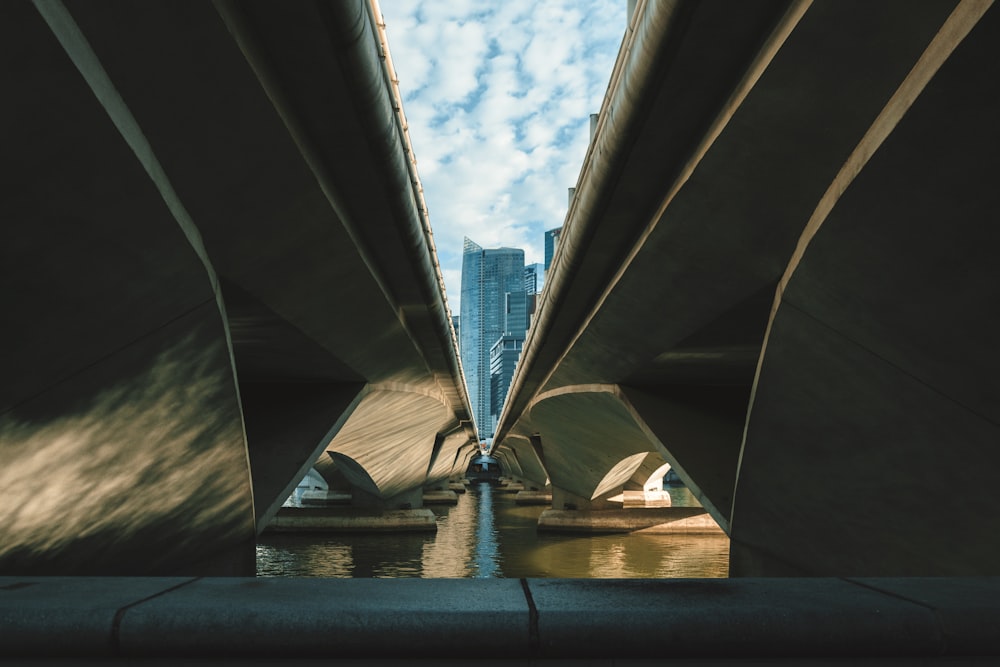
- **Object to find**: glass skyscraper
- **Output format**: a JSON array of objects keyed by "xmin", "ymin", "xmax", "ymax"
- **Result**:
[
  {"xmin": 544, "ymin": 227, "xmax": 562, "ymax": 271},
  {"xmin": 461, "ymin": 237, "xmax": 525, "ymax": 438},
  {"xmin": 524, "ymin": 263, "xmax": 544, "ymax": 296}
]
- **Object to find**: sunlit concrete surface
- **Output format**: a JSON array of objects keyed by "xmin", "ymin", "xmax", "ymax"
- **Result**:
[
  {"xmin": 1, "ymin": 0, "xmax": 473, "ymax": 575},
  {"xmin": 538, "ymin": 507, "xmax": 724, "ymax": 534},
  {"xmin": 494, "ymin": 0, "xmax": 1000, "ymax": 575},
  {"xmin": 2, "ymin": 577, "xmax": 1000, "ymax": 662}
]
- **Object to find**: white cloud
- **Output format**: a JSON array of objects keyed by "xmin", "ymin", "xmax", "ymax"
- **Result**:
[{"xmin": 379, "ymin": 0, "xmax": 626, "ymax": 312}]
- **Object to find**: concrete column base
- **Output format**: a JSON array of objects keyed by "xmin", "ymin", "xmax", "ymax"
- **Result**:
[
  {"xmin": 448, "ymin": 482, "xmax": 467, "ymax": 493},
  {"xmin": 621, "ymin": 489, "xmax": 671, "ymax": 507},
  {"xmin": 496, "ymin": 481, "xmax": 525, "ymax": 493},
  {"xmin": 515, "ymin": 490, "xmax": 553, "ymax": 506},
  {"xmin": 351, "ymin": 486, "xmax": 424, "ymax": 510},
  {"xmin": 538, "ymin": 507, "xmax": 725, "ymax": 534},
  {"xmin": 551, "ymin": 485, "xmax": 619, "ymax": 510},
  {"xmin": 264, "ymin": 507, "xmax": 436, "ymax": 533},
  {"xmin": 422, "ymin": 490, "xmax": 459, "ymax": 505}
]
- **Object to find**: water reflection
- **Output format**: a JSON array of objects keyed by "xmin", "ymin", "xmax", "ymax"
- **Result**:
[
  {"xmin": 473, "ymin": 482, "xmax": 499, "ymax": 577},
  {"xmin": 257, "ymin": 483, "xmax": 729, "ymax": 578},
  {"xmin": 421, "ymin": 481, "xmax": 476, "ymax": 577}
]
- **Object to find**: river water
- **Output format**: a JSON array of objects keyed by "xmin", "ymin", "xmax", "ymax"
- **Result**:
[{"xmin": 256, "ymin": 483, "xmax": 729, "ymax": 578}]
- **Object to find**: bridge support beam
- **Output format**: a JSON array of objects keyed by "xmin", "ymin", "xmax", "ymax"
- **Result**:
[
  {"xmin": 0, "ymin": 2, "xmax": 259, "ymax": 572},
  {"xmin": 239, "ymin": 381, "xmax": 365, "ymax": 534},
  {"xmin": 729, "ymin": 2, "xmax": 1000, "ymax": 576}
]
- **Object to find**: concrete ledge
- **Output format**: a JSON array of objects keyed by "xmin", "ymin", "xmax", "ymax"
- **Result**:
[
  {"xmin": 538, "ymin": 507, "xmax": 724, "ymax": 534},
  {"xmin": 527, "ymin": 578, "xmax": 946, "ymax": 659},
  {"xmin": 2, "ymin": 577, "xmax": 1000, "ymax": 661},
  {"xmin": 264, "ymin": 507, "xmax": 436, "ymax": 533}
]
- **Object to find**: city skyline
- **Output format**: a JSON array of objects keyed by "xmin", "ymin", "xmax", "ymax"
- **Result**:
[{"xmin": 377, "ymin": 0, "xmax": 625, "ymax": 314}]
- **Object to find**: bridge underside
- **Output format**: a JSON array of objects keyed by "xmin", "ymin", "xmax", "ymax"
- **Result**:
[
  {"xmin": 495, "ymin": 0, "xmax": 1000, "ymax": 576},
  {"xmin": 1, "ymin": 0, "xmax": 474, "ymax": 574}
]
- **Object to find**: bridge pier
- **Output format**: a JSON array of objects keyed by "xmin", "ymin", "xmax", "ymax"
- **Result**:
[
  {"xmin": 538, "ymin": 484, "xmax": 722, "ymax": 534},
  {"xmin": 265, "ymin": 507, "xmax": 436, "ymax": 534},
  {"xmin": 265, "ymin": 481, "xmax": 438, "ymax": 534},
  {"xmin": 515, "ymin": 483, "xmax": 553, "ymax": 506},
  {"xmin": 349, "ymin": 486, "xmax": 423, "ymax": 510}
]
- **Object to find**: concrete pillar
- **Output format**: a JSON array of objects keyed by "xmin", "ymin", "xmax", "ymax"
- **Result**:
[
  {"xmin": 551, "ymin": 485, "xmax": 619, "ymax": 511},
  {"xmin": 265, "ymin": 484, "xmax": 437, "ymax": 533},
  {"xmin": 351, "ymin": 486, "xmax": 423, "ymax": 510}
]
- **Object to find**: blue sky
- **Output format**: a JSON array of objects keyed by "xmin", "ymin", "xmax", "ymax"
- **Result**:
[{"xmin": 377, "ymin": 0, "xmax": 626, "ymax": 312}]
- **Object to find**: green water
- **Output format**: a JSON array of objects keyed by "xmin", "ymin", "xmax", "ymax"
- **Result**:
[{"xmin": 256, "ymin": 483, "xmax": 729, "ymax": 578}]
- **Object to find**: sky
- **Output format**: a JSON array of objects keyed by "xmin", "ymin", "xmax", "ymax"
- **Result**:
[{"xmin": 376, "ymin": 0, "xmax": 627, "ymax": 313}]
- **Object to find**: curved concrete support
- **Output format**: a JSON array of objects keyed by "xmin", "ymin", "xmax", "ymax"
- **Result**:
[
  {"xmin": 424, "ymin": 430, "xmax": 476, "ymax": 488},
  {"xmin": 312, "ymin": 385, "xmax": 456, "ymax": 506},
  {"xmin": 241, "ymin": 381, "xmax": 365, "ymax": 534},
  {"xmin": 526, "ymin": 385, "xmax": 658, "ymax": 507},
  {"xmin": 732, "ymin": 2, "xmax": 1000, "ymax": 576},
  {"xmin": 619, "ymin": 384, "xmax": 751, "ymax": 530},
  {"xmin": 591, "ymin": 452, "xmax": 649, "ymax": 500},
  {"xmin": 494, "ymin": 436, "xmax": 548, "ymax": 489},
  {"xmin": 491, "ymin": 448, "xmax": 519, "ymax": 480},
  {"xmin": 642, "ymin": 461, "xmax": 674, "ymax": 492}
]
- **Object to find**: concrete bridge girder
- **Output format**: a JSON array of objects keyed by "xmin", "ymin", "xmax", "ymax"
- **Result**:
[
  {"xmin": 498, "ymin": 0, "xmax": 947, "ymax": 431},
  {"xmin": 732, "ymin": 0, "xmax": 1000, "ymax": 576},
  {"xmin": 525, "ymin": 0, "xmax": 965, "ymax": 398},
  {"xmin": 1, "ymin": 3, "xmax": 258, "ymax": 575}
]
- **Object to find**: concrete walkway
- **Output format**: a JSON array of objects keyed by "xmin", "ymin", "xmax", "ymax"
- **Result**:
[{"xmin": 1, "ymin": 576, "xmax": 999, "ymax": 663}]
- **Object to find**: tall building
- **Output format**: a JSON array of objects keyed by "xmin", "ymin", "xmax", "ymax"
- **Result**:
[
  {"xmin": 489, "ymin": 291, "xmax": 529, "ymax": 428},
  {"xmin": 524, "ymin": 263, "xmax": 544, "ymax": 296},
  {"xmin": 544, "ymin": 227, "xmax": 562, "ymax": 271},
  {"xmin": 461, "ymin": 237, "xmax": 525, "ymax": 437},
  {"xmin": 490, "ymin": 334, "xmax": 523, "ymax": 427}
]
